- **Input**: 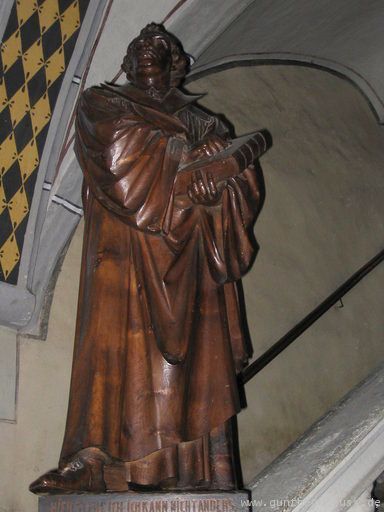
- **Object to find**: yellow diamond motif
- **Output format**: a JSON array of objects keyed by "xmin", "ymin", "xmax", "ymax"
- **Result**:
[
  {"xmin": 16, "ymin": 0, "xmax": 38, "ymax": 27},
  {"xmin": 0, "ymin": 134, "xmax": 18, "ymax": 174},
  {"xmin": 8, "ymin": 85, "xmax": 30, "ymax": 127},
  {"xmin": 45, "ymin": 46, "xmax": 65, "ymax": 86},
  {"xmin": 0, "ymin": 80, "xmax": 7, "ymax": 113},
  {"xmin": 8, "ymin": 186, "xmax": 29, "ymax": 229},
  {"xmin": 22, "ymin": 38, "xmax": 45, "ymax": 82},
  {"xmin": 18, "ymin": 139, "xmax": 39, "ymax": 181},
  {"xmin": 1, "ymin": 29, "xmax": 22, "ymax": 73},
  {"xmin": 0, "ymin": 182, "xmax": 6, "ymax": 214},
  {"xmin": 31, "ymin": 93, "xmax": 51, "ymax": 136},
  {"xmin": 38, "ymin": 0, "xmax": 60, "ymax": 34},
  {"xmin": 60, "ymin": 1, "xmax": 80, "ymax": 42},
  {"xmin": 0, "ymin": 234, "xmax": 20, "ymax": 279}
]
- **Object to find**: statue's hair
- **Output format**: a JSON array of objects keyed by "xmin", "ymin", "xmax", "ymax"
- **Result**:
[{"xmin": 121, "ymin": 23, "xmax": 189, "ymax": 87}]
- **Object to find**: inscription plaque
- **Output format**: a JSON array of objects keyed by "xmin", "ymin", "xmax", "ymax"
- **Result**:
[{"xmin": 39, "ymin": 492, "xmax": 251, "ymax": 512}]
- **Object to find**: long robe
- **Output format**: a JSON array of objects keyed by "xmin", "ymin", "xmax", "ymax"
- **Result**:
[{"xmin": 60, "ymin": 84, "xmax": 262, "ymax": 489}]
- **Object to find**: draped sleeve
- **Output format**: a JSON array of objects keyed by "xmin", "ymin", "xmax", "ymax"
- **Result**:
[
  {"xmin": 75, "ymin": 86, "xmax": 185, "ymax": 234},
  {"xmin": 167, "ymin": 161, "xmax": 263, "ymax": 286}
]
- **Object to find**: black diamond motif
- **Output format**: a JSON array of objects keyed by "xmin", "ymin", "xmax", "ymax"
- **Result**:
[
  {"xmin": 27, "ymin": 65, "xmax": 47, "ymax": 107},
  {"xmin": 3, "ymin": 3, "xmax": 18, "ymax": 41},
  {"xmin": 58, "ymin": 0, "xmax": 77, "ymax": 13},
  {"xmin": 5, "ymin": 254, "xmax": 20, "ymax": 284},
  {"xmin": 13, "ymin": 113, "xmax": 33, "ymax": 152},
  {"xmin": 14, "ymin": 213, "xmax": 29, "ymax": 254},
  {"xmin": 2, "ymin": 161, "xmax": 22, "ymax": 201},
  {"xmin": 20, "ymin": 11, "xmax": 41, "ymax": 53},
  {"xmin": 35, "ymin": 122, "xmax": 50, "ymax": 158},
  {"xmin": 42, "ymin": 20, "xmax": 62, "ymax": 61},
  {"xmin": 47, "ymin": 73, "xmax": 63, "ymax": 111},
  {"xmin": 78, "ymin": 0, "xmax": 90, "ymax": 21},
  {"xmin": 0, "ymin": 208, "xmax": 13, "ymax": 246},
  {"xmin": 63, "ymin": 31, "xmax": 77, "ymax": 65},
  {"xmin": 0, "ymin": 107, "xmax": 13, "ymax": 145},
  {"xmin": 3, "ymin": 57, "xmax": 25, "ymax": 99},
  {"xmin": 24, "ymin": 168, "xmax": 39, "ymax": 206}
]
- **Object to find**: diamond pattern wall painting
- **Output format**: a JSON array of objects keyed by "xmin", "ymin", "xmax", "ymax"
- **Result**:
[{"xmin": 0, "ymin": 0, "xmax": 90, "ymax": 284}]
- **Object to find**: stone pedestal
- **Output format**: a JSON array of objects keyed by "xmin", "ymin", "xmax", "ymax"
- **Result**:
[{"xmin": 39, "ymin": 491, "xmax": 252, "ymax": 512}]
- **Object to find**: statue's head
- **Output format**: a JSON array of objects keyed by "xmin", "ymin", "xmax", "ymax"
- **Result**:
[{"xmin": 122, "ymin": 23, "xmax": 189, "ymax": 94}]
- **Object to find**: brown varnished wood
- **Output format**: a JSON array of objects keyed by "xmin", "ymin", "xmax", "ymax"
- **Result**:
[{"xmin": 30, "ymin": 23, "xmax": 268, "ymax": 495}]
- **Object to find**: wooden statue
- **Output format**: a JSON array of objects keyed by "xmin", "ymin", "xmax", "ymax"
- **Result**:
[{"xmin": 30, "ymin": 23, "xmax": 268, "ymax": 495}]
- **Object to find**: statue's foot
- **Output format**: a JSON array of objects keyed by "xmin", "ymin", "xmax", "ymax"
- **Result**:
[{"xmin": 29, "ymin": 447, "xmax": 111, "ymax": 495}]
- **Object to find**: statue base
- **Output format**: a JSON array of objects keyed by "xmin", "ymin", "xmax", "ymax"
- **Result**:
[{"xmin": 38, "ymin": 491, "xmax": 251, "ymax": 512}]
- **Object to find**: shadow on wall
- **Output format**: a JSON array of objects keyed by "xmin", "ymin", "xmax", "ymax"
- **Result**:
[{"xmin": 188, "ymin": 63, "xmax": 384, "ymax": 482}]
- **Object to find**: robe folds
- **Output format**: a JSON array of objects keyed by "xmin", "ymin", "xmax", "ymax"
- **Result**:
[{"xmin": 60, "ymin": 84, "xmax": 262, "ymax": 488}]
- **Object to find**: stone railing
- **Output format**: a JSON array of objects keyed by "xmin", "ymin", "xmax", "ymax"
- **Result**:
[{"xmin": 248, "ymin": 363, "xmax": 384, "ymax": 511}]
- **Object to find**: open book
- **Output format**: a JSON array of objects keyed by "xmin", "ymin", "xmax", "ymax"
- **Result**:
[{"xmin": 175, "ymin": 130, "xmax": 271, "ymax": 195}]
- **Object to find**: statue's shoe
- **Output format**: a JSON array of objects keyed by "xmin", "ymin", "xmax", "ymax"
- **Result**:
[{"xmin": 29, "ymin": 447, "xmax": 111, "ymax": 495}]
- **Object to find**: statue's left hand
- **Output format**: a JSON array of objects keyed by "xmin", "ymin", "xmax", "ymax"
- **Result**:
[{"xmin": 187, "ymin": 170, "xmax": 222, "ymax": 205}]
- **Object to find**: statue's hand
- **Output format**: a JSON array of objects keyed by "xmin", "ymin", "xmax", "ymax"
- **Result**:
[
  {"xmin": 187, "ymin": 134, "xmax": 229, "ymax": 161},
  {"xmin": 187, "ymin": 170, "xmax": 222, "ymax": 206}
]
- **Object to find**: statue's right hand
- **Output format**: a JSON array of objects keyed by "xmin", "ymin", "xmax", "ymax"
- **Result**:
[{"xmin": 187, "ymin": 135, "xmax": 229, "ymax": 162}]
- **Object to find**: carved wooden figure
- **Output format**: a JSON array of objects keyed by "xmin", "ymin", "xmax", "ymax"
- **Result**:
[{"xmin": 30, "ymin": 23, "xmax": 269, "ymax": 495}]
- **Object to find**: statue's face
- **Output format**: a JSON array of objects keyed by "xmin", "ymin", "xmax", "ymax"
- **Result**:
[{"xmin": 131, "ymin": 34, "xmax": 172, "ymax": 92}]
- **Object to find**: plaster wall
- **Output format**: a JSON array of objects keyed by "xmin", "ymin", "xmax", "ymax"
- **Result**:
[
  {"xmin": 0, "ymin": 226, "xmax": 81, "ymax": 512},
  {"xmin": 189, "ymin": 0, "xmax": 384, "ymax": 123},
  {"xmin": 0, "ymin": 66, "xmax": 383, "ymax": 511},
  {"xmin": 0, "ymin": 327, "xmax": 17, "ymax": 421},
  {"xmin": 189, "ymin": 66, "xmax": 384, "ymax": 480}
]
